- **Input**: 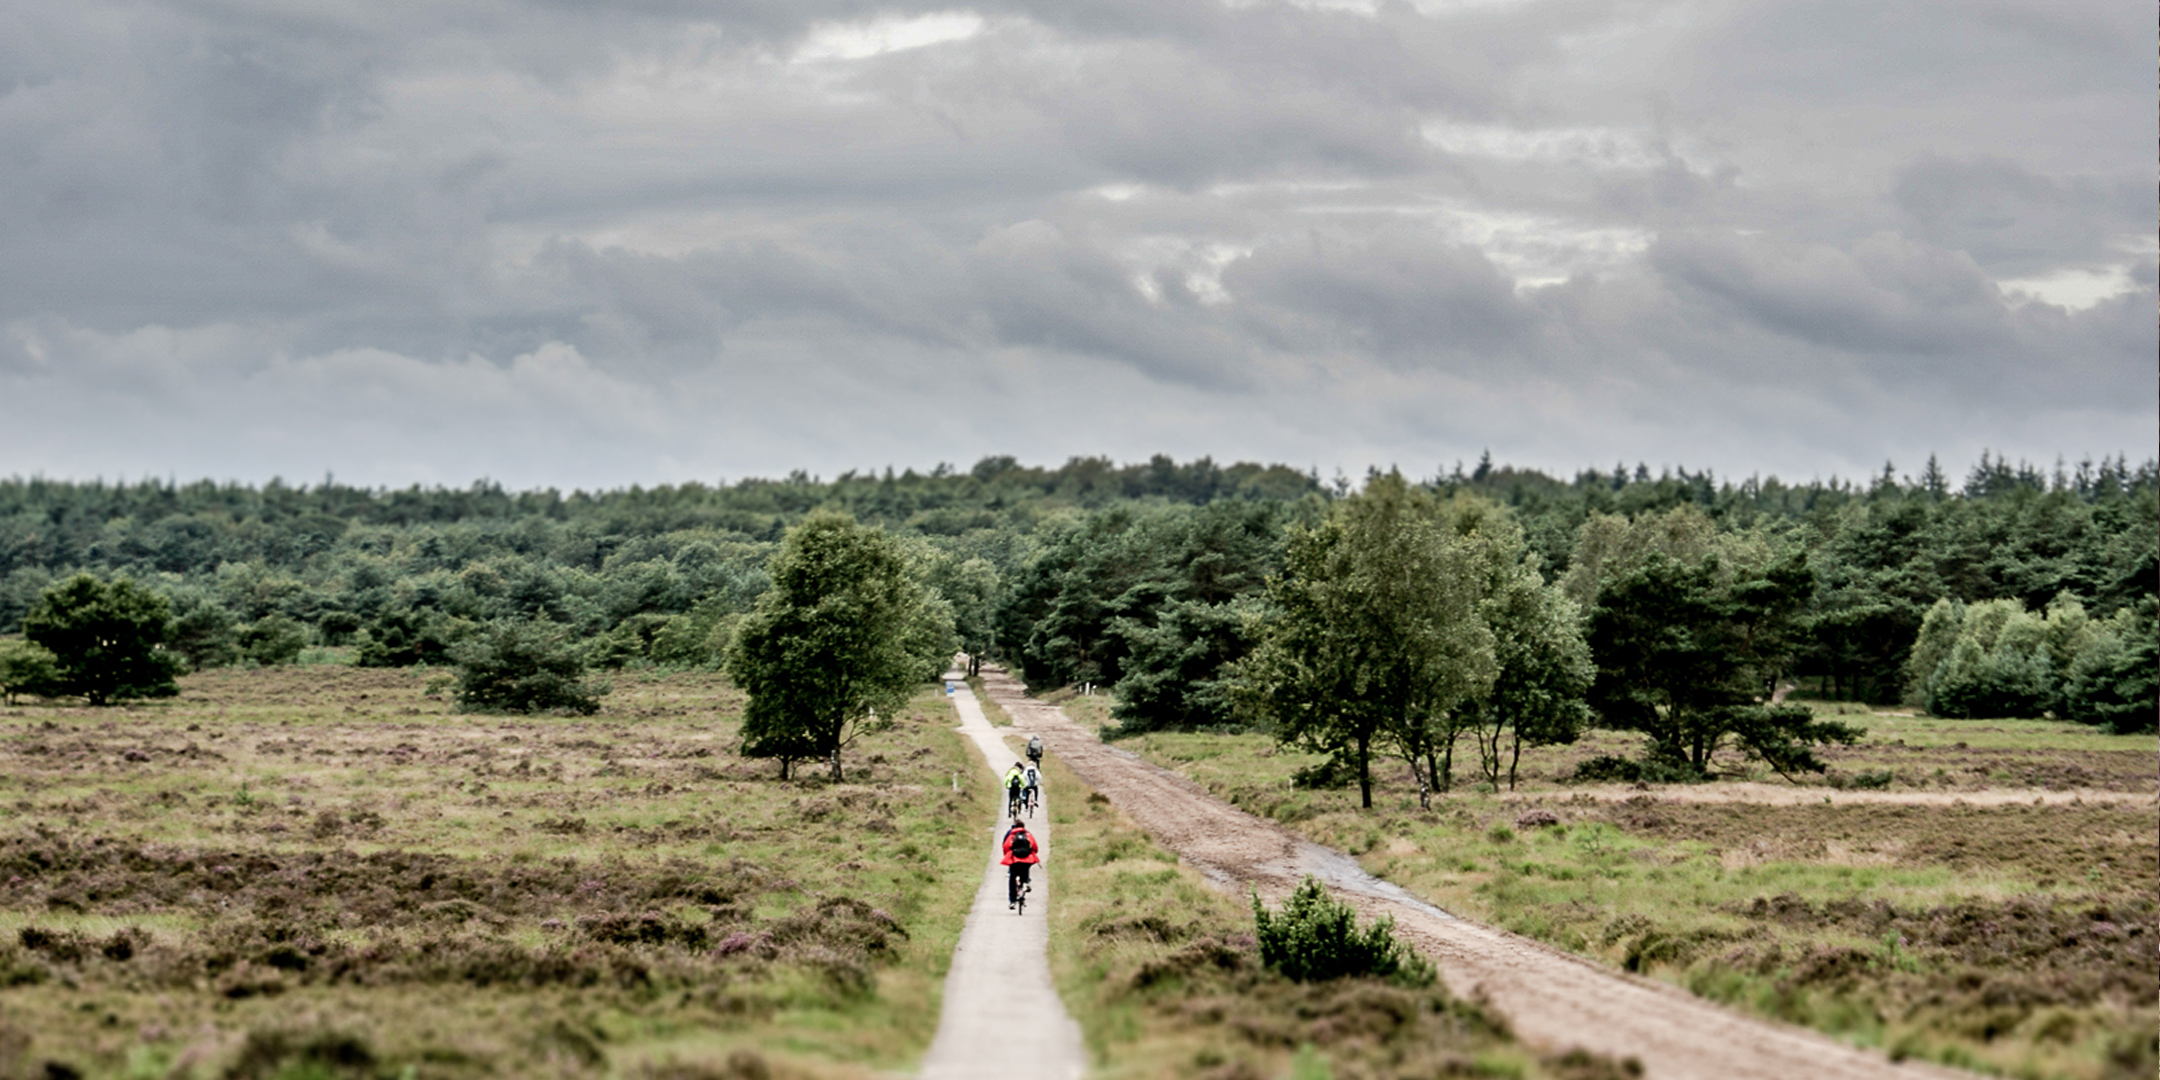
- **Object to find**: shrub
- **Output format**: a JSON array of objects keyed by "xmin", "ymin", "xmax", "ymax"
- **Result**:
[
  {"xmin": 1290, "ymin": 756, "xmax": 1353, "ymax": 790},
  {"xmin": 355, "ymin": 608, "xmax": 465, "ymax": 667},
  {"xmin": 1251, "ymin": 877, "xmax": 1435, "ymax": 986},
  {"xmin": 2060, "ymin": 599, "xmax": 2159, "ymax": 734},
  {"xmin": 1567, "ymin": 754, "xmax": 1703, "ymax": 785},
  {"xmin": 239, "ymin": 614, "xmax": 308, "ymax": 667},
  {"xmin": 1568, "ymin": 754, "xmax": 1640, "ymax": 783},
  {"xmin": 451, "ymin": 620, "xmax": 605, "ymax": 715},
  {"xmin": 0, "ymin": 639, "xmax": 60, "ymax": 705},
  {"xmin": 21, "ymin": 574, "xmax": 180, "ymax": 704}
]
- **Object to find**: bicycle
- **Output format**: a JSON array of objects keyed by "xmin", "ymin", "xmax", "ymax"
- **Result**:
[
  {"xmin": 1009, "ymin": 869, "xmax": 1033, "ymax": 915},
  {"xmin": 1023, "ymin": 786, "xmax": 1040, "ymax": 817},
  {"xmin": 1006, "ymin": 785, "xmax": 1026, "ymax": 819}
]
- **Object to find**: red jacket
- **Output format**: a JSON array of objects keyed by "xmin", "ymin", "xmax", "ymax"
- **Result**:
[{"xmin": 1001, "ymin": 827, "xmax": 1040, "ymax": 866}]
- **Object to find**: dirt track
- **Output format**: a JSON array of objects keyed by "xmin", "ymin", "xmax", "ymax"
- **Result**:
[{"xmin": 978, "ymin": 668, "xmax": 1972, "ymax": 1080}]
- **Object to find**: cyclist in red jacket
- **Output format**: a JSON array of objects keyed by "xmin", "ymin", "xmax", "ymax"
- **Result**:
[{"xmin": 1002, "ymin": 820, "xmax": 1040, "ymax": 911}]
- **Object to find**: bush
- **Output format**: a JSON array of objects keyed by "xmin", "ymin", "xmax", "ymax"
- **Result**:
[
  {"xmin": 452, "ymin": 620, "xmax": 605, "ymax": 715},
  {"xmin": 21, "ymin": 574, "xmax": 181, "ymax": 705},
  {"xmin": 355, "ymin": 608, "xmax": 465, "ymax": 668},
  {"xmin": 0, "ymin": 639, "xmax": 60, "ymax": 705},
  {"xmin": 1568, "ymin": 754, "xmax": 1640, "ymax": 783},
  {"xmin": 239, "ymin": 614, "xmax": 308, "ymax": 666},
  {"xmin": 1290, "ymin": 756, "xmax": 1354, "ymax": 790},
  {"xmin": 2060, "ymin": 599, "xmax": 2158, "ymax": 734},
  {"xmin": 1251, "ymin": 877, "xmax": 1435, "ymax": 986},
  {"xmin": 167, "ymin": 594, "xmax": 241, "ymax": 671},
  {"xmin": 1567, "ymin": 754, "xmax": 1703, "ymax": 785}
]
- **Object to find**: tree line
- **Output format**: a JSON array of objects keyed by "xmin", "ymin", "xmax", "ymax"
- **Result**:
[{"xmin": 0, "ymin": 453, "xmax": 2152, "ymax": 780}]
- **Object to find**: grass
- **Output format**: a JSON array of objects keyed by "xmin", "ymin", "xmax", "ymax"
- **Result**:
[
  {"xmin": 966, "ymin": 676, "xmax": 1013, "ymax": 727},
  {"xmin": 1032, "ymin": 684, "xmax": 1115, "ymax": 735},
  {"xmin": 0, "ymin": 665, "xmax": 994, "ymax": 1079},
  {"xmin": 1030, "ymin": 743, "xmax": 1638, "ymax": 1080},
  {"xmin": 1111, "ymin": 705, "xmax": 2157, "ymax": 1080}
]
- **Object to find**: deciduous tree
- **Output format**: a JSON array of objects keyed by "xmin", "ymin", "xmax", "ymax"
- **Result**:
[
  {"xmin": 1469, "ymin": 565, "xmax": 1593, "ymax": 792},
  {"xmin": 1240, "ymin": 473, "xmax": 1494, "ymax": 808},
  {"xmin": 727, "ymin": 512, "xmax": 955, "ymax": 781}
]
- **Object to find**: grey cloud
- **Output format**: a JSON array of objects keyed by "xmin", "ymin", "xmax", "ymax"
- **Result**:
[
  {"xmin": 1650, "ymin": 230, "xmax": 2010, "ymax": 356},
  {"xmin": 0, "ymin": 0, "xmax": 2149, "ymax": 487},
  {"xmin": 1893, "ymin": 157, "xmax": 2151, "ymax": 278},
  {"xmin": 1225, "ymin": 227, "xmax": 1530, "ymax": 362}
]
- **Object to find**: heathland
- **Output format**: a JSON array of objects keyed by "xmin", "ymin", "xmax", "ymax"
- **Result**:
[
  {"xmin": 0, "ymin": 452, "xmax": 2152, "ymax": 1078},
  {"xmin": 1098, "ymin": 702, "xmax": 2156, "ymax": 1080}
]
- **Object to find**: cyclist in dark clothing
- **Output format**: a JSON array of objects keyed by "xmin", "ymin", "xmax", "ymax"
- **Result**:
[{"xmin": 1002, "ymin": 820, "xmax": 1040, "ymax": 910}]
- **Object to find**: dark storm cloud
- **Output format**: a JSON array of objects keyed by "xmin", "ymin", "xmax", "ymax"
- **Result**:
[{"xmin": 0, "ymin": 0, "xmax": 2149, "ymax": 488}]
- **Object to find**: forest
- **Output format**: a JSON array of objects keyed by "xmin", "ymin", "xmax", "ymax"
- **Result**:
[{"xmin": 0, "ymin": 451, "xmax": 2153, "ymax": 746}]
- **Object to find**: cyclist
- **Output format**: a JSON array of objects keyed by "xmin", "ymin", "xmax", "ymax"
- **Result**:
[
  {"xmin": 1002, "ymin": 819, "xmax": 1039, "ymax": 910},
  {"xmin": 1026, "ymin": 734, "xmax": 1044, "ymax": 767},
  {"xmin": 1003, "ymin": 761, "xmax": 1027, "ymax": 817},
  {"xmin": 1022, "ymin": 762, "xmax": 1042, "ymax": 815}
]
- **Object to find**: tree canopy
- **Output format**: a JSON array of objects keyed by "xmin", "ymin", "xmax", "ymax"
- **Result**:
[
  {"xmin": 0, "ymin": 452, "xmax": 2146, "ymax": 748},
  {"xmin": 1238, "ymin": 473, "xmax": 1497, "ymax": 808},
  {"xmin": 727, "ymin": 513, "xmax": 956, "ymax": 780}
]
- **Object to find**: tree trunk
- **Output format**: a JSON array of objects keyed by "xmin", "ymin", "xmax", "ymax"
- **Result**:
[
  {"xmin": 1423, "ymin": 747, "xmax": 1441, "ymax": 803},
  {"xmin": 1475, "ymin": 715, "xmax": 1503, "ymax": 788},
  {"xmin": 1406, "ymin": 748, "xmax": 1431, "ymax": 809},
  {"xmin": 1438, "ymin": 732, "xmax": 1456, "ymax": 794},
  {"xmin": 1356, "ymin": 731, "xmax": 1372, "ymax": 809},
  {"xmin": 1507, "ymin": 728, "xmax": 1525, "ymax": 791},
  {"xmin": 829, "ymin": 747, "xmax": 844, "ymax": 782},
  {"xmin": 778, "ymin": 757, "xmax": 792, "ymax": 781}
]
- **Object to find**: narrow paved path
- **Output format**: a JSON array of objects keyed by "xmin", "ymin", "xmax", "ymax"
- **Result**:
[
  {"xmin": 977, "ymin": 667, "xmax": 1970, "ymax": 1080},
  {"xmin": 918, "ymin": 672, "xmax": 1086, "ymax": 1080}
]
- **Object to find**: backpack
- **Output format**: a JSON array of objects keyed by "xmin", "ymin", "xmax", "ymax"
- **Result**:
[
  {"xmin": 1009, "ymin": 831, "xmax": 1034, "ymax": 859},
  {"xmin": 1024, "ymin": 767, "xmax": 1040, "ymax": 787}
]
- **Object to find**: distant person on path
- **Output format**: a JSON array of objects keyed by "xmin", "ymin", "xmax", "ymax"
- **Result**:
[
  {"xmin": 1004, "ymin": 761, "xmax": 1027, "ymax": 817},
  {"xmin": 1026, "ymin": 734, "xmax": 1044, "ymax": 766},
  {"xmin": 1002, "ymin": 820, "xmax": 1039, "ymax": 909}
]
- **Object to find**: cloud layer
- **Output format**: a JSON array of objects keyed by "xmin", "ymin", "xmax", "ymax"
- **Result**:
[{"xmin": 2, "ymin": 0, "xmax": 2150, "ymax": 487}]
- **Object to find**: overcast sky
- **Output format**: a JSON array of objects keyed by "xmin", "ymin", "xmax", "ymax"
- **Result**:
[{"xmin": 1, "ymin": 0, "xmax": 2151, "ymax": 490}]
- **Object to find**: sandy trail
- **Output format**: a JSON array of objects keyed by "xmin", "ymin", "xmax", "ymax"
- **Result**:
[
  {"xmin": 918, "ymin": 673, "xmax": 1086, "ymax": 1080},
  {"xmin": 979, "ymin": 668, "xmax": 1970, "ymax": 1080}
]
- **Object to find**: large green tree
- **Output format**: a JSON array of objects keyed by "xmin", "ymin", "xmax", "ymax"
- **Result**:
[
  {"xmin": 22, "ymin": 574, "xmax": 182, "ymax": 705},
  {"xmin": 728, "ymin": 512, "xmax": 955, "ymax": 781},
  {"xmin": 1586, "ymin": 551, "xmax": 1859, "ymax": 776},
  {"xmin": 922, "ymin": 551, "xmax": 1001, "ymax": 676},
  {"xmin": 1467, "ymin": 563, "xmax": 1594, "ymax": 792},
  {"xmin": 1240, "ymin": 473, "xmax": 1495, "ymax": 808}
]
